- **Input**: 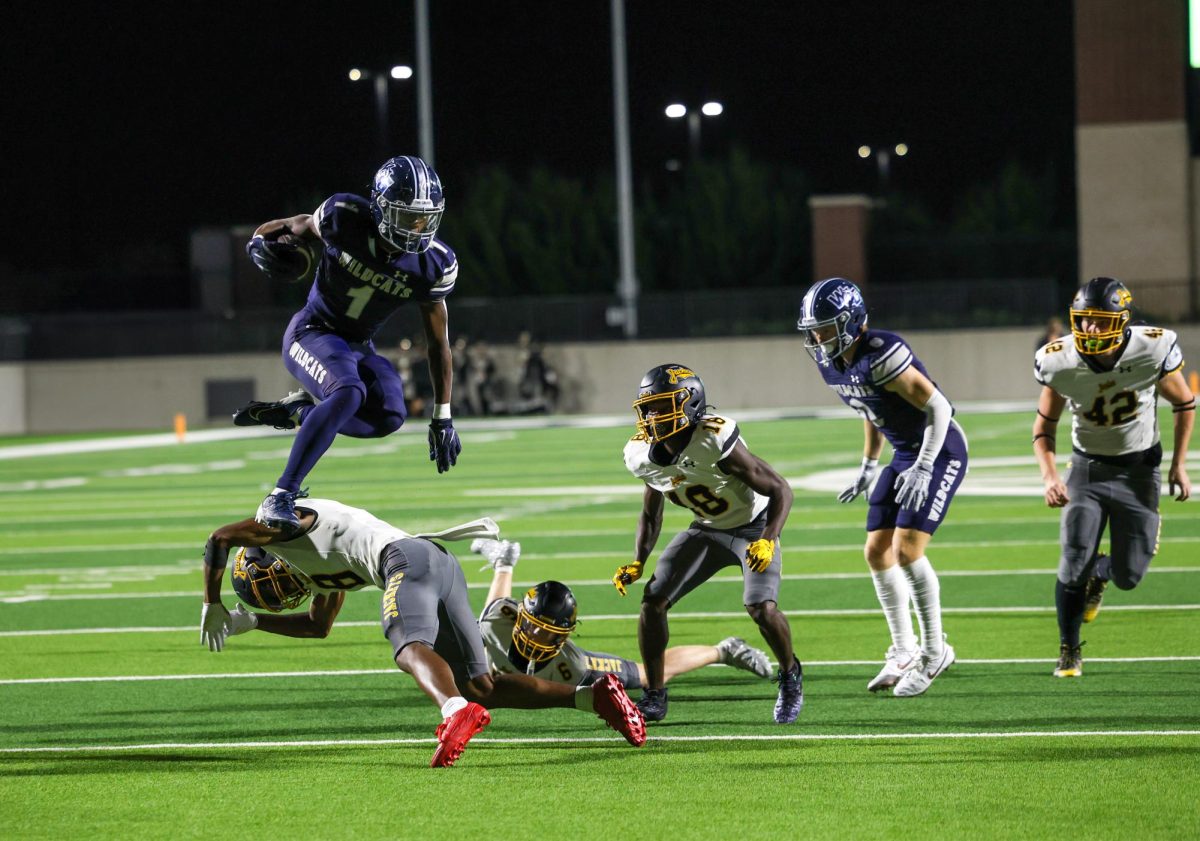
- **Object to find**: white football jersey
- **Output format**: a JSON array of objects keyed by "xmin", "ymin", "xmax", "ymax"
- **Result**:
[
  {"xmin": 267, "ymin": 499, "xmax": 496, "ymax": 593},
  {"xmin": 1035, "ymin": 326, "xmax": 1185, "ymax": 456},
  {"xmin": 478, "ymin": 597, "xmax": 600, "ymax": 686},
  {"xmin": 623, "ymin": 413, "xmax": 768, "ymax": 530}
]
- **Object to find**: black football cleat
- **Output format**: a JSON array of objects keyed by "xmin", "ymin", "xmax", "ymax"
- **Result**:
[
  {"xmin": 773, "ymin": 658, "xmax": 804, "ymax": 723},
  {"xmin": 233, "ymin": 389, "xmax": 314, "ymax": 430},
  {"xmin": 636, "ymin": 687, "xmax": 669, "ymax": 723},
  {"xmin": 255, "ymin": 488, "xmax": 309, "ymax": 531},
  {"xmin": 1082, "ymin": 574, "xmax": 1108, "ymax": 624},
  {"xmin": 1053, "ymin": 643, "xmax": 1084, "ymax": 678}
]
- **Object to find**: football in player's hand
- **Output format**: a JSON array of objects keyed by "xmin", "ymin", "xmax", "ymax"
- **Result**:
[{"xmin": 274, "ymin": 235, "xmax": 317, "ymax": 283}]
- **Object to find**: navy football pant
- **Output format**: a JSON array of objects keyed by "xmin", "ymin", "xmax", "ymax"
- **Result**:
[
  {"xmin": 866, "ymin": 423, "xmax": 968, "ymax": 535},
  {"xmin": 276, "ymin": 310, "xmax": 408, "ymax": 490}
]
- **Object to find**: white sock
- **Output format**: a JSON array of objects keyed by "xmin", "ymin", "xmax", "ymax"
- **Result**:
[
  {"xmin": 574, "ymin": 685, "xmax": 594, "ymax": 712},
  {"xmin": 902, "ymin": 556, "xmax": 944, "ymax": 657},
  {"xmin": 440, "ymin": 696, "xmax": 469, "ymax": 719},
  {"xmin": 871, "ymin": 565, "xmax": 918, "ymax": 653}
]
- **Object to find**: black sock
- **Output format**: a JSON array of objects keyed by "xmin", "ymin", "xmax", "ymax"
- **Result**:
[{"xmin": 1055, "ymin": 580, "xmax": 1086, "ymax": 648}]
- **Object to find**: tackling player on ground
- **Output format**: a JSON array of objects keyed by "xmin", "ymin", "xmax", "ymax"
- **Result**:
[
  {"xmin": 613, "ymin": 364, "xmax": 804, "ymax": 724},
  {"xmin": 470, "ymin": 538, "xmax": 772, "ymax": 687},
  {"xmin": 198, "ymin": 498, "xmax": 646, "ymax": 767},
  {"xmin": 797, "ymin": 278, "xmax": 965, "ymax": 696},
  {"xmin": 237, "ymin": 155, "xmax": 463, "ymax": 532},
  {"xmin": 1033, "ymin": 277, "xmax": 1193, "ymax": 677}
]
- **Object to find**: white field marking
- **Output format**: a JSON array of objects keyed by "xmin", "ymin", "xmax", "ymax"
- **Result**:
[
  {"xmin": 0, "ymin": 478, "xmax": 89, "ymax": 493},
  {"xmin": 4, "ymin": 566, "xmax": 1199, "ymax": 603},
  {"xmin": 3, "ymin": 656, "xmax": 1198, "ymax": 686},
  {"xmin": 2, "ymin": 729, "xmax": 1198, "ymax": 754},
  {"xmin": 4, "ymin": 603, "xmax": 1197, "ymax": 634},
  {"xmin": 100, "ymin": 460, "xmax": 246, "ymax": 477}
]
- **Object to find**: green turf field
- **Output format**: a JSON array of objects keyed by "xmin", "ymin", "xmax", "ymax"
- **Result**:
[{"xmin": 1, "ymin": 411, "xmax": 1197, "ymax": 839}]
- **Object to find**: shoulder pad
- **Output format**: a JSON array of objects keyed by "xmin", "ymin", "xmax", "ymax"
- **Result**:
[
  {"xmin": 865, "ymin": 331, "xmax": 914, "ymax": 386},
  {"xmin": 699, "ymin": 414, "xmax": 741, "ymax": 459},
  {"xmin": 425, "ymin": 239, "xmax": 458, "ymax": 299},
  {"xmin": 313, "ymin": 193, "xmax": 371, "ymax": 246}
]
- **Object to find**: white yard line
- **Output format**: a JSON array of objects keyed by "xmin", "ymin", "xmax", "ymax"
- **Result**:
[
  {"xmin": 1, "ymin": 729, "xmax": 1197, "ymax": 754},
  {"xmin": 3, "ymin": 603, "xmax": 1197, "ymax": 636},
  {"xmin": 2, "ymin": 656, "xmax": 1197, "ymax": 686}
]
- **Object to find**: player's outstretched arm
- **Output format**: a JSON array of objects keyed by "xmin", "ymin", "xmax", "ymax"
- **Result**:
[
  {"xmin": 200, "ymin": 518, "xmax": 288, "ymax": 651},
  {"xmin": 1160, "ymin": 369, "xmax": 1195, "ymax": 501},
  {"xmin": 252, "ymin": 214, "xmax": 319, "ymax": 241},
  {"xmin": 252, "ymin": 592, "xmax": 346, "ymax": 639},
  {"xmin": 614, "ymin": 487, "xmax": 663, "ymax": 595},
  {"xmin": 720, "ymin": 441, "xmax": 793, "ymax": 572},
  {"xmin": 1032, "ymin": 386, "xmax": 1069, "ymax": 507},
  {"xmin": 420, "ymin": 300, "xmax": 462, "ymax": 473}
]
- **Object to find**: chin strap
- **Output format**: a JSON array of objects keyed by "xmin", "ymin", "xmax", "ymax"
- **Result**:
[{"xmin": 915, "ymin": 389, "xmax": 953, "ymax": 472}]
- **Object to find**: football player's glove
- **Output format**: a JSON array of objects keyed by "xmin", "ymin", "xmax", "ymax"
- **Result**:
[
  {"xmin": 229, "ymin": 604, "xmax": 259, "ymax": 636},
  {"xmin": 894, "ymin": 465, "xmax": 933, "ymax": 512},
  {"xmin": 838, "ymin": 458, "xmax": 878, "ymax": 503},
  {"xmin": 428, "ymin": 418, "xmax": 462, "ymax": 473},
  {"xmin": 200, "ymin": 602, "xmax": 231, "ymax": 652},
  {"xmin": 612, "ymin": 561, "xmax": 644, "ymax": 596},
  {"xmin": 246, "ymin": 234, "xmax": 310, "ymax": 280},
  {"xmin": 745, "ymin": 538, "xmax": 776, "ymax": 573}
]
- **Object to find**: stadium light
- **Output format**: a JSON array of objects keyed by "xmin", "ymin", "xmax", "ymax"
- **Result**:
[
  {"xmin": 665, "ymin": 100, "xmax": 724, "ymax": 162},
  {"xmin": 349, "ymin": 66, "xmax": 415, "ymax": 161},
  {"xmin": 857, "ymin": 142, "xmax": 908, "ymax": 193}
]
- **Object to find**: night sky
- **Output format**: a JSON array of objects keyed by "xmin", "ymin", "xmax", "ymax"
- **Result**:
[{"xmin": 4, "ymin": 1, "xmax": 1075, "ymax": 282}]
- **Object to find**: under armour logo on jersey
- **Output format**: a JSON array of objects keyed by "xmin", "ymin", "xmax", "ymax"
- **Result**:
[
  {"xmin": 850, "ymin": 374, "xmax": 862, "ymax": 383},
  {"xmin": 1118, "ymin": 366, "xmax": 1133, "ymax": 374},
  {"xmin": 679, "ymin": 457, "xmax": 696, "ymax": 468}
]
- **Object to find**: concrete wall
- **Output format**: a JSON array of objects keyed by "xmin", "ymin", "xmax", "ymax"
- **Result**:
[
  {"xmin": 0, "ymin": 365, "xmax": 26, "ymax": 435},
  {"xmin": 16, "ymin": 324, "xmax": 1200, "ymax": 433}
]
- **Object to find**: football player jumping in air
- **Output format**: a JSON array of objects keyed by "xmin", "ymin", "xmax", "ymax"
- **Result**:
[
  {"xmin": 198, "ymin": 498, "xmax": 646, "ymax": 768},
  {"xmin": 797, "ymin": 278, "xmax": 965, "ymax": 697},
  {"xmin": 236, "ymin": 155, "xmax": 463, "ymax": 532},
  {"xmin": 1033, "ymin": 278, "xmax": 1193, "ymax": 678},
  {"xmin": 613, "ymin": 364, "xmax": 804, "ymax": 724},
  {"xmin": 470, "ymin": 538, "xmax": 772, "ymax": 687}
]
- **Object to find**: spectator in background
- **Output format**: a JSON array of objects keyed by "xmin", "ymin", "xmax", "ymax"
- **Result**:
[
  {"xmin": 516, "ymin": 331, "xmax": 560, "ymax": 414},
  {"xmin": 1035, "ymin": 317, "xmax": 1066, "ymax": 350},
  {"xmin": 394, "ymin": 337, "xmax": 429, "ymax": 418}
]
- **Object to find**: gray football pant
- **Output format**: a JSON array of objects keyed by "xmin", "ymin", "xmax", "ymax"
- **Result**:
[
  {"xmin": 644, "ymin": 524, "xmax": 782, "ymax": 607},
  {"xmin": 1058, "ymin": 454, "xmax": 1160, "ymax": 590},
  {"xmin": 380, "ymin": 539, "xmax": 491, "ymax": 684}
]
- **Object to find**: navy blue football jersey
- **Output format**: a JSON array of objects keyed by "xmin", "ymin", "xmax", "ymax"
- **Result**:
[
  {"xmin": 303, "ymin": 193, "xmax": 458, "ymax": 341},
  {"xmin": 815, "ymin": 330, "xmax": 943, "ymax": 453}
]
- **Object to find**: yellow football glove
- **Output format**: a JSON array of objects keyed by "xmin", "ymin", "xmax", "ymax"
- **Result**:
[
  {"xmin": 745, "ymin": 538, "xmax": 776, "ymax": 573},
  {"xmin": 612, "ymin": 561, "xmax": 644, "ymax": 596}
]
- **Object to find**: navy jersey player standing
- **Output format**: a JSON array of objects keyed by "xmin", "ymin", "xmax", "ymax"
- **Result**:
[
  {"xmin": 237, "ymin": 156, "xmax": 463, "ymax": 530},
  {"xmin": 797, "ymin": 278, "xmax": 966, "ymax": 697}
]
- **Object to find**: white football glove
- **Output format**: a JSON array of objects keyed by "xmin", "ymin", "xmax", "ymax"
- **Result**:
[
  {"xmin": 471, "ymin": 538, "xmax": 520, "ymax": 572},
  {"xmin": 838, "ymin": 457, "xmax": 878, "ymax": 503},
  {"xmin": 200, "ymin": 602, "xmax": 231, "ymax": 652},
  {"xmin": 894, "ymin": 465, "xmax": 933, "ymax": 512},
  {"xmin": 229, "ymin": 604, "xmax": 259, "ymax": 636}
]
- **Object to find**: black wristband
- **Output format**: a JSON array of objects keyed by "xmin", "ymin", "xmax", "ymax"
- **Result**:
[
  {"xmin": 1173, "ymin": 400, "xmax": 1196, "ymax": 413},
  {"xmin": 1032, "ymin": 433, "xmax": 1056, "ymax": 444},
  {"xmin": 1037, "ymin": 410, "xmax": 1060, "ymax": 423}
]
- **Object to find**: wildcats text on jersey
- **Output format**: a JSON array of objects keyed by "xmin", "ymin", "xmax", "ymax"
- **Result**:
[
  {"xmin": 335, "ymin": 251, "xmax": 414, "ymax": 299},
  {"xmin": 288, "ymin": 341, "xmax": 328, "ymax": 384}
]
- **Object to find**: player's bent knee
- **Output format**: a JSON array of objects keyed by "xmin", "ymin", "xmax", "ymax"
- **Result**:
[
  {"xmin": 641, "ymin": 595, "xmax": 670, "ymax": 615},
  {"xmin": 745, "ymin": 600, "xmax": 776, "ymax": 624},
  {"xmin": 1111, "ymin": 568, "xmax": 1144, "ymax": 591},
  {"xmin": 329, "ymin": 379, "xmax": 369, "ymax": 405}
]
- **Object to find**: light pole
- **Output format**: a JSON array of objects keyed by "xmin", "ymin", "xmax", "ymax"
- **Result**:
[
  {"xmin": 857, "ymin": 142, "xmax": 908, "ymax": 194},
  {"xmin": 349, "ymin": 65, "xmax": 414, "ymax": 161},
  {"xmin": 665, "ymin": 101, "xmax": 724, "ymax": 162}
]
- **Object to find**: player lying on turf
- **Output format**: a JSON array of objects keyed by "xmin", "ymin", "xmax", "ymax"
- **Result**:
[
  {"xmin": 198, "ymin": 498, "xmax": 646, "ymax": 767},
  {"xmin": 470, "ymin": 538, "xmax": 772, "ymax": 687},
  {"xmin": 1033, "ymin": 277, "xmax": 1194, "ymax": 678}
]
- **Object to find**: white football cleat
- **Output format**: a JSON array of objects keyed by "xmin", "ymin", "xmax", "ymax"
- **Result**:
[
  {"xmin": 893, "ymin": 639, "xmax": 955, "ymax": 697},
  {"xmin": 716, "ymin": 637, "xmax": 772, "ymax": 678},
  {"xmin": 471, "ymin": 538, "xmax": 519, "ymax": 571},
  {"xmin": 867, "ymin": 645, "xmax": 920, "ymax": 693}
]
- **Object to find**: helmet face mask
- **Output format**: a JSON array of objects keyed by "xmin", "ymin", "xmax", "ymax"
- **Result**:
[
  {"xmin": 1069, "ymin": 277, "xmax": 1132, "ymax": 355},
  {"xmin": 513, "ymin": 582, "xmax": 577, "ymax": 663},
  {"xmin": 633, "ymin": 365, "xmax": 706, "ymax": 444},
  {"xmin": 231, "ymin": 546, "xmax": 311, "ymax": 612},
  {"xmin": 797, "ymin": 278, "xmax": 868, "ymax": 365},
  {"xmin": 370, "ymin": 155, "xmax": 445, "ymax": 254}
]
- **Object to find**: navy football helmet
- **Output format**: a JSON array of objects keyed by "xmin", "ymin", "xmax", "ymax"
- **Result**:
[
  {"xmin": 230, "ymin": 546, "xmax": 311, "ymax": 612},
  {"xmin": 370, "ymin": 155, "xmax": 444, "ymax": 254},
  {"xmin": 1069, "ymin": 277, "xmax": 1132, "ymax": 355},
  {"xmin": 633, "ymin": 364, "xmax": 707, "ymax": 443},
  {"xmin": 513, "ymin": 581, "xmax": 578, "ymax": 663},
  {"xmin": 797, "ymin": 277, "xmax": 869, "ymax": 364}
]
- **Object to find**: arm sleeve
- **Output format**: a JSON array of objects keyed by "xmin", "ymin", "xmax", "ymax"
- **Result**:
[{"xmin": 915, "ymin": 388, "xmax": 953, "ymax": 471}]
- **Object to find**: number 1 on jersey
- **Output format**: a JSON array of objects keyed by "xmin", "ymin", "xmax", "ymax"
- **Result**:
[{"xmin": 345, "ymin": 285, "xmax": 376, "ymax": 320}]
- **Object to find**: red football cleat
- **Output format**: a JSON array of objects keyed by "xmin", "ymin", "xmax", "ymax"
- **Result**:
[
  {"xmin": 431, "ymin": 702, "xmax": 491, "ymax": 768},
  {"xmin": 591, "ymin": 672, "xmax": 647, "ymax": 747}
]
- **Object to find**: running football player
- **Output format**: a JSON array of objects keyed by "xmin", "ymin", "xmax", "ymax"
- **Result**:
[
  {"xmin": 797, "ymin": 277, "xmax": 965, "ymax": 697},
  {"xmin": 237, "ymin": 155, "xmax": 463, "ymax": 532},
  {"xmin": 613, "ymin": 364, "xmax": 804, "ymax": 724},
  {"xmin": 198, "ymin": 498, "xmax": 646, "ymax": 768},
  {"xmin": 1033, "ymin": 277, "xmax": 1193, "ymax": 677},
  {"xmin": 470, "ymin": 538, "xmax": 772, "ymax": 686}
]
